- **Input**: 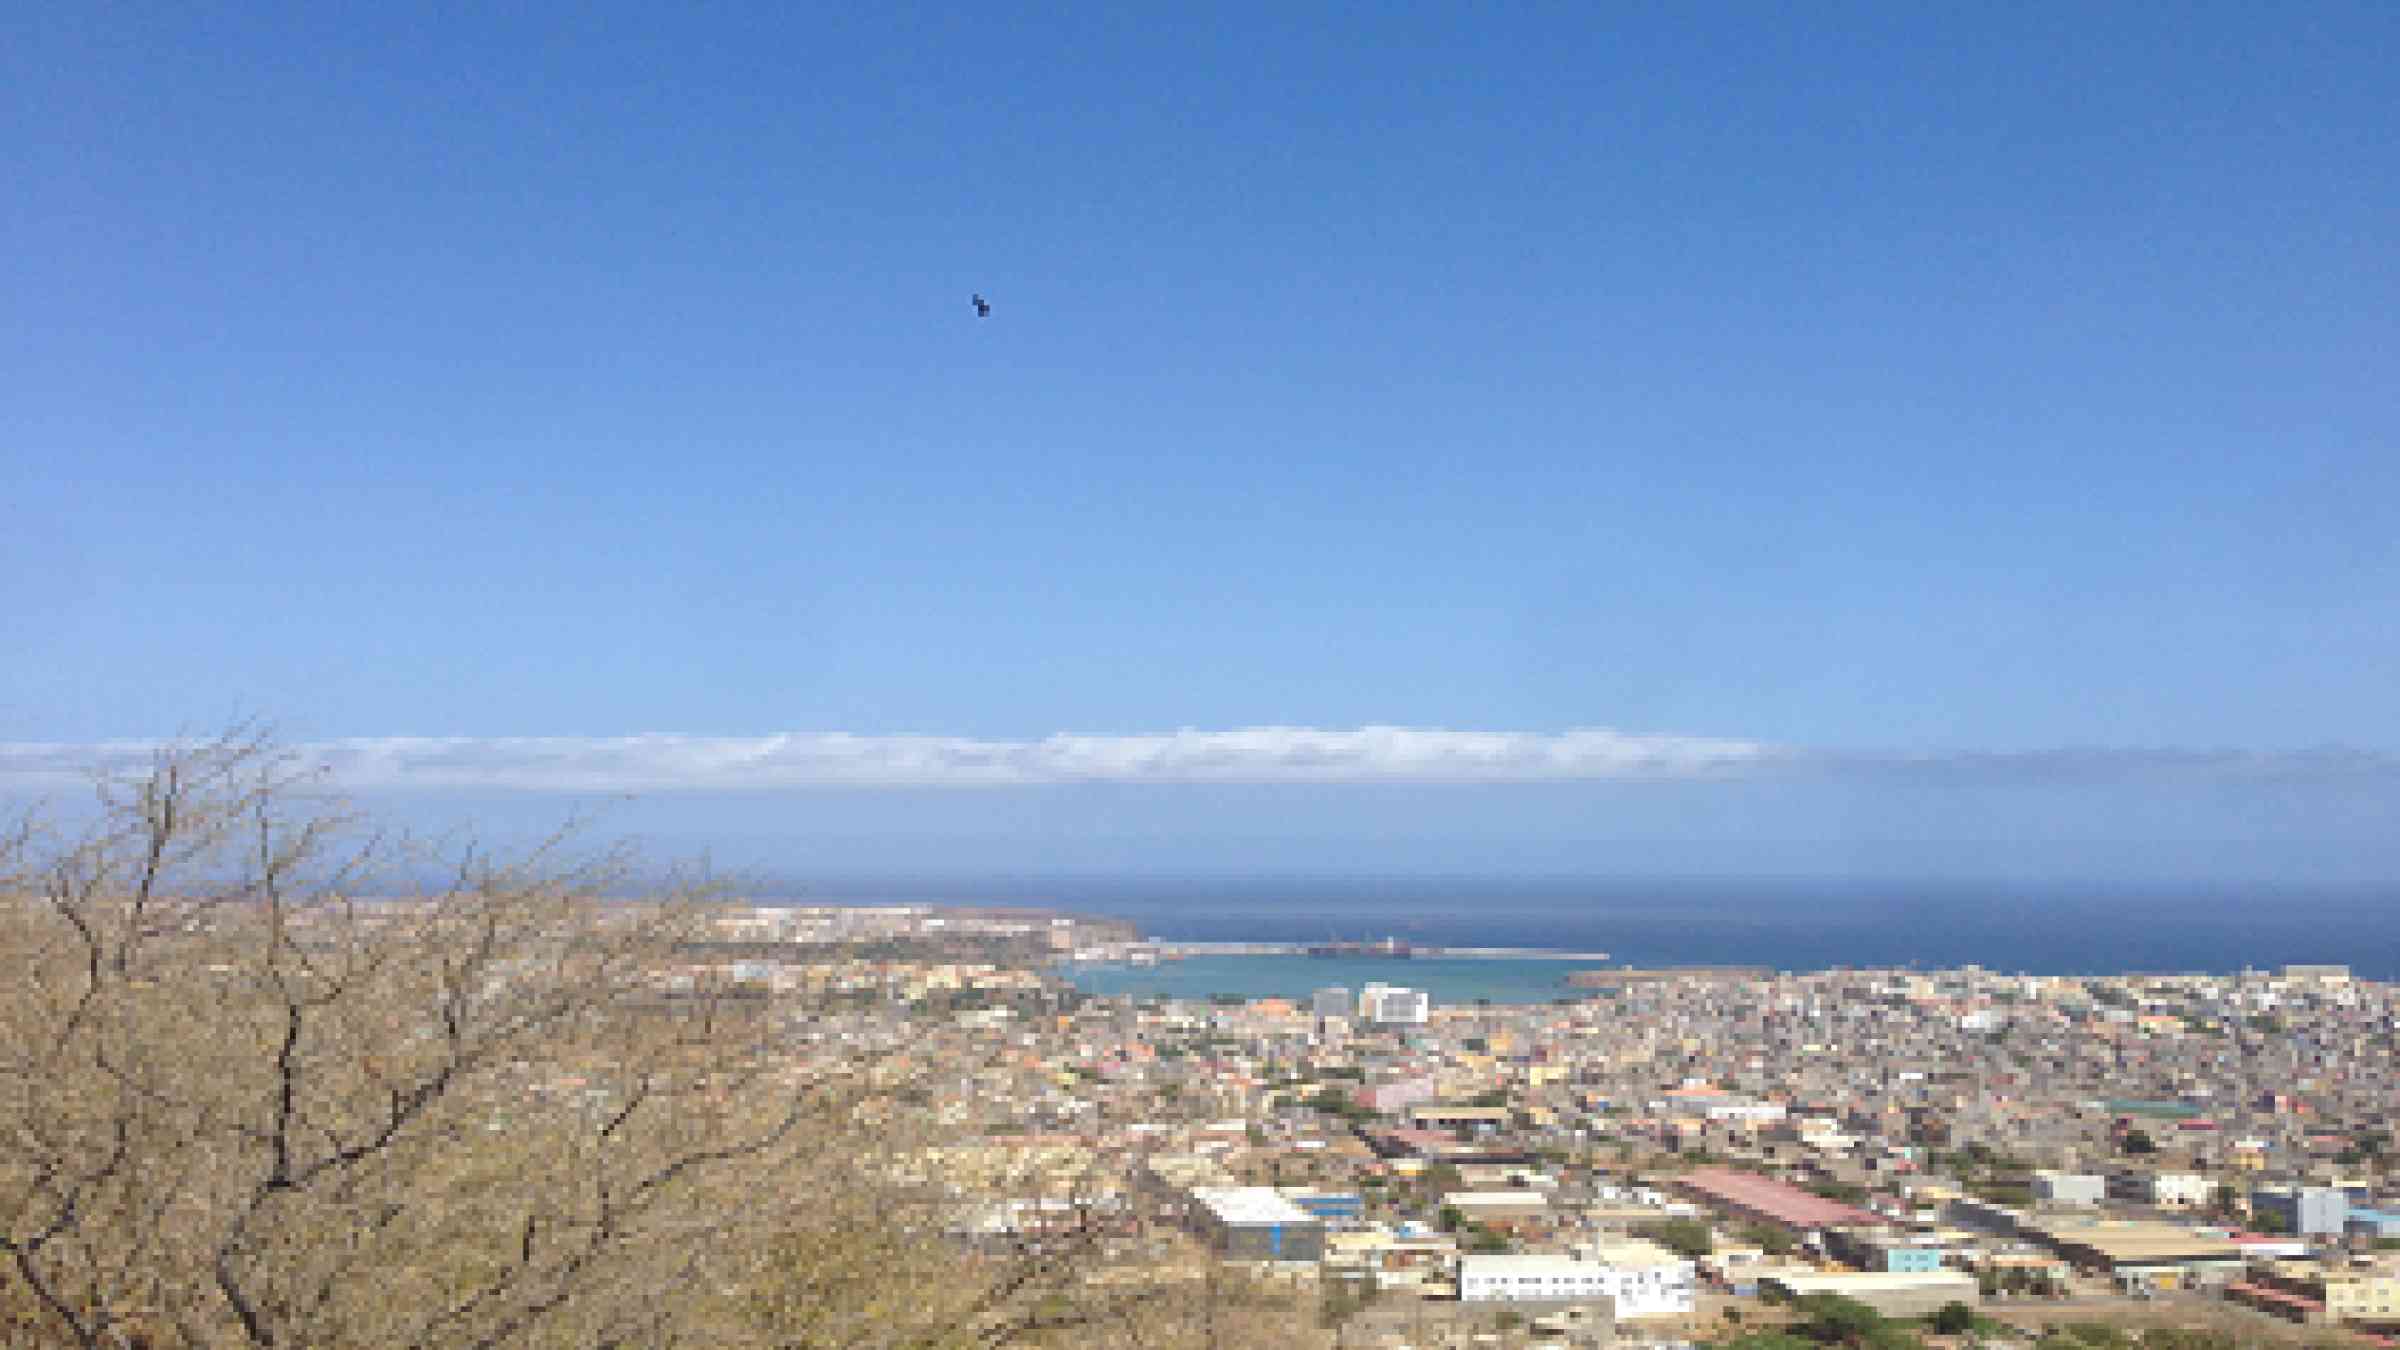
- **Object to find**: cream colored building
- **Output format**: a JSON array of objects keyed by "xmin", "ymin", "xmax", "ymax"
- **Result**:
[{"xmin": 2324, "ymin": 1271, "xmax": 2400, "ymax": 1325}]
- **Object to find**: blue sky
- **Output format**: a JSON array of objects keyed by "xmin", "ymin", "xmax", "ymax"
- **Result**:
[{"xmin": 6, "ymin": 4, "xmax": 2396, "ymax": 880}]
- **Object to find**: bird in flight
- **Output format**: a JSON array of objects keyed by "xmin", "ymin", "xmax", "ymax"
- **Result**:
[{"xmin": 972, "ymin": 293, "xmax": 991, "ymax": 318}]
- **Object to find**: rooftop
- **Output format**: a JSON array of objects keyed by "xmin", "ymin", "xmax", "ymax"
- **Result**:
[
  {"xmin": 2035, "ymin": 1221, "xmax": 2245, "ymax": 1262},
  {"xmin": 1679, "ymin": 1167, "xmax": 1879, "ymax": 1229},
  {"xmin": 1190, "ymin": 1187, "xmax": 1320, "ymax": 1227},
  {"xmin": 1766, "ymin": 1270, "xmax": 1981, "ymax": 1295},
  {"xmin": 1582, "ymin": 1238, "xmax": 1689, "ymax": 1268},
  {"xmin": 1460, "ymin": 1254, "xmax": 1605, "ymax": 1277},
  {"xmin": 1444, "ymin": 1191, "xmax": 1553, "ymax": 1209}
]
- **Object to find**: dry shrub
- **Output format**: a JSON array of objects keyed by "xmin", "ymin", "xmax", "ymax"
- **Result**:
[{"xmin": 0, "ymin": 734, "xmax": 1319, "ymax": 1349}]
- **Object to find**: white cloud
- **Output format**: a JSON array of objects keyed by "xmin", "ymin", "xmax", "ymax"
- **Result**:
[
  {"xmin": 3, "ymin": 730, "xmax": 2393, "ymax": 794},
  {"xmin": 0, "ymin": 727, "xmax": 1775, "ymax": 792}
]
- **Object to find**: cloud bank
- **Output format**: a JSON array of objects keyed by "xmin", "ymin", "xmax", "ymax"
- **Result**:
[
  {"xmin": 1, "ymin": 727, "xmax": 1775, "ymax": 792},
  {"xmin": 4, "ymin": 729, "xmax": 2397, "ymax": 795}
]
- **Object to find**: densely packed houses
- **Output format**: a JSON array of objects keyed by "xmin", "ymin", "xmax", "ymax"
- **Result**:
[{"xmin": 686, "ymin": 906, "xmax": 2400, "ymax": 1346}]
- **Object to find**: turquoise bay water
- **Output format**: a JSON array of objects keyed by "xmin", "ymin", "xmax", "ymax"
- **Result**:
[
  {"xmin": 1062, "ymin": 954, "xmax": 1594, "ymax": 1005},
  {"xmin": 800, "ymin": 877, "xmax": 2400, "ymax": 978}
]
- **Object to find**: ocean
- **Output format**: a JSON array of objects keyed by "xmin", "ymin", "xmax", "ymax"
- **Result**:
[{"xmin": 790, "ymin": 876, "xmax": 2400, "ymax": 985}]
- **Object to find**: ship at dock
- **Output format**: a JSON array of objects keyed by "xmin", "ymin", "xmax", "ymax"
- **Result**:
[{"xmin": 1305, "ymin": 936, "xmax": 1418, "ymax": 958}]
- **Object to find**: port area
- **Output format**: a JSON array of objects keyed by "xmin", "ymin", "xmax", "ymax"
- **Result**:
[{"xmin": 1084, "ymin": 941, "xmax": 1610, "ymax": 961}]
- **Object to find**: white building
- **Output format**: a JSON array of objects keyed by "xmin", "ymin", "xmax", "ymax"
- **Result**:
[
  {"xmin": 2033, "ymin": 1171, "xmax": 2106, "ymax": 1207},
  {"xmin": 1358, "ymin": 983, "xmax": 1431, "ymax": 1026},
  {"xmin": 2156, "ymin": 1173, "xmax": 2213, "ymax": 1208},
  {"xmin": 1457, "ymin": 1239, "xmax": 1695, "ymax": 1317},
  {"xmin": 1441, "ymin": 1190, "xmax": 1552, "ymax": 1221},
  {"xmin": 2109, "ymin": 1170, "xmax": 2211, "ymax": 1209},
  {"xmin": 1187, "ymin": 1187, "xmax": 1327, "ymax": 1263}
]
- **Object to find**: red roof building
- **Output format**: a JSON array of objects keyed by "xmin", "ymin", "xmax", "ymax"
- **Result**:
[{"xmin": 1677, "ymin": 1167, "xmax": 1878, "ymax": 1231}]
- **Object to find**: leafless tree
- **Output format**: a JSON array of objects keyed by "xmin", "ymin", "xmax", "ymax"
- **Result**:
[{"xmin": 0, "ymin": 732, "xmax": 1327, "ymax": 1349}]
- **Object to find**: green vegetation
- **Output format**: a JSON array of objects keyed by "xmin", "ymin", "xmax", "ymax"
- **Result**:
[
  {"xmin": 2022, "ymin": 1327, "xmax": 2285, "ymax": 1350},
  {"xmin": 1304, "ymin": 1089, "xmax": 1375, "ymax": 1122},
  {"xmin": 1740, "ymin": 1222, "xmax": 1798, "ymax": 1256},
  {"xmin": 1967, "ymin": 1175, "xmax": 2035, "ymax": 1206},
  {"xmin": 1982, "ymin": 1266, "xmax": 2062, "ymax": 1297},
  {"xmin": 1638, "ymin": 1217, "xmax": 1716, "ymax": 1258},
  {"xmin": 1931, "ymin": 1301, "xmax": 1976, "ymax": 1335},
  {"xmin": 1716, "ymin": 1294, "xmax": 1923, "ymax": 1348},
  {"xmin": 1459, "ymin": 1223, "xmax": 1512, "ymax": 1254}
]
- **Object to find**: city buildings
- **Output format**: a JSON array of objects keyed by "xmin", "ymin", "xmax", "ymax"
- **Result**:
[
  {"xmin": 2252, "ymin": 1184, "xmax": 2351, "ymax": 1237},
  {"xmin": 2349, "ymin": 1209, "xmax": 2400, "ymax": 1240},
  {"xmin": 1358, "ymin": 983, "xmax": 1431, "ymax": 1026},
  {"xmin": 1457, "ymin": 1239, "xmax": 1695, "ymax": 1316},
  {"xmin": 666, "ymin": 905, "xmax": 2400, "ymax": 1346},
  {"xmin": 2230, "ymin": 1261, "xmax": 2400, "ymax": 1327},
  {"xmin": 1826, "ymin": 1228, "xmax": 1948, "ymax": 1274}
]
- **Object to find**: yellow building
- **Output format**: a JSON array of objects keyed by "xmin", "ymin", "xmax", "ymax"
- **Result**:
[
  {"xmin": 2324, "ymin": 1271, "xmax": 2400, "ymax": 1325},
  {"xmin": 2232, "ymin": 1261, "xmax": 2400, "ymax": 1326}
]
